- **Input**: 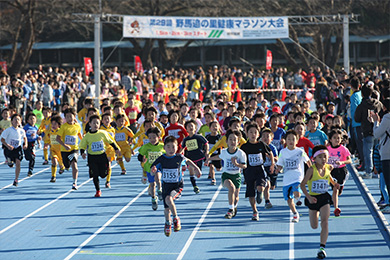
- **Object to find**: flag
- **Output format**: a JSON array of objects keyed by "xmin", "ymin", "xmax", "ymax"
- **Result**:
[
  {"xmin": 149, "ymin": 93, "xmax": 154, "ymax": 102},
  {"xmin": 236, "ymin": 89, "xmax": 242, "ymax": 102},
  {"xmin": 199, "ymin": 91, "xmax": 204, "ymax": 101},
  {"xmin": 266, "ymin": 50, "xmax": 272, "ymax": 70},
  {"xmin": 281, "ymin": 90, "xmax": 287, "ymax": 101},
  {"xmin": 84, "ymin": 57, "xmax": 93, "ymax": 77},
  {"xmin": 0, "ymin": 61, "xmax": 7, "ymax": 72},
  {"xmin": 164, "ymin": 93, "xmax": 169, "ymax": 104},
  {"xmin": 134, "ymin": 56, "xmax": 143, "ymax": 73}
]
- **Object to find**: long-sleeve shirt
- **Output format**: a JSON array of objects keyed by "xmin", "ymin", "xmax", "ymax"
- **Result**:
[{"xmin": 373, "ymin": 113, "xmax": 390, "ymax": 160}]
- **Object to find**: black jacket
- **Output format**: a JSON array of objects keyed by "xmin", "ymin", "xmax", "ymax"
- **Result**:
[{"xmin": 355, "ymin": 98, "xmax": 383, "ymax": 137}]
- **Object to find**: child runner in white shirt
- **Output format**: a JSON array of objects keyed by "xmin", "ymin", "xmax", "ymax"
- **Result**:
[
  {"xmin": 208, "ymin": 129, "xmax": 247, "ymax": 219},
  {"xmin": 275, "ymin": 130, "xmax": 311, "ymax": 223}
]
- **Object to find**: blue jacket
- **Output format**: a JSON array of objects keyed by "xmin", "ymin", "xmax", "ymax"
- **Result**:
[
  {"xmin": 350, "ymin": 90, "xmax": 362, "ymax": 128},
  {"xmin": 23, "ymin": 124, "xmax": 39, "ymax": 143}
]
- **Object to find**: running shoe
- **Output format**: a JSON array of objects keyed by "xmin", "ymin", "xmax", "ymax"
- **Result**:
[
  {"xmin": 356, "ymin": 164, "xmax": 364, "ymax": 171},
  {"xmin": 59, "ymin": 168, "xmax": 65, "ymax": 174},
  {"xmin": 193, "ymin": 186, "xmax": 200, "ymax": 194},
  {"xmin": 13, "ymin": 180, "xmax": 18, "ymax": 187},
  {"xmin": 105, "ymin": 182, "xmax": 111, "ymax": 188},
  {"xmin": 27, "ymin": 170, "xmax": 33, "ymax": 177},
  {"xmin": 72, "ymin": 184, "xmax": 78, "ymax": 190},
  {"xmin": 252, "ymin": 211, "xmax": 259, "ymax": 221},
  {"xmin": 225, "ymin": 209, "xmax": 234, "ymax": 219},
  {"xmin": 381, "ymin": 205, "xmax": 390, "ymax": 213},
  {"xmin": 334, "ymin": 208, "xmax": 341, "ymax": 217},
  {"xmin": 50, "ymin": 177, "xmax": 56, "ymax": 183},
  {"xmin": 361, "ymin": 173, "xmax": 372, "ymax": 179},
  {"xmin": 317, "ymin": 247, "xmax": 327, "ymax": 259},
  {"xmin": 256, "ymin": 190, "xmax": 263, "ymax": 204},
  {"xmin": 265, "ymin": 201, "xmax": 273, "ymax": 209},
  {"xmin": 211, "ymin": 179, "xmax": 216, "ymax": 186},
  {"xmin": 296, "ymin": 200, "xmax": 302, "ymax": 206},
  {"xmin": 173, "ymin": 217, "xmax": 181, "ymax": 232},
  {"xmin": 42, "ymin": 160, "xmax": 49, "ymax": 165},
  {"xmin": 292, "ymin": 212, "xmax": 299, "ymax": 223},
  {"xmin": 377, "ymin": 199, "xmax": 387, "ymax": 207},
  {"xmin": 157, "ymin": 190, "xmax": 163, "ymax": 201},
  {"xmin": 232, "ymin": 207, "xmax": 237, "ymax": 218},
  {"xmin": 94, "ymin": 190, "xmax": 102, "ymax": 197},
  {"xmin": 121, "ymin": 169, "xmax": 126, "ymax": 175},
  {"xmin": 152, "ymin": 197, "xmax": 158, "ymax": 211},
  {"xmin": 208, "ymin": 174, "xmax": 212, "ymax": 179},
  {"xmin": 164, "ymin": 221, "xmax": 172, "ymax": 237}
]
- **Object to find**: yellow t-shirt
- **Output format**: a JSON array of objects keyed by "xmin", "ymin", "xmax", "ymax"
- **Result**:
[
  {"xmin": 132, "ymin": 133, "xmax": 150, "ymax": 150},
  {"xmin": 100, "ymin": 124, "xmax": 117, "ymax": 153},
  {"xmin": 134, "ymin": 121, "xmax": 165, "ymax": 139},
  {"xmin": 209, "ymin": 135, "xmax": 246, "ymax": 155},
  {"xmin": 0, "ymin": 119, "xmax": 11, "ymax": 130},
  {"xmin": 48, "ymin": 128, "xmax": 61, "ymax": 153},
  {"xmin": 80, "ymin": 130, "xmax": 116, "ymax": 155},
  {"xmin": 307, "ymin": 164, "xmax": 332, "ymax": 196},
  {"xmin": 38, "ymin": 117, "xmax": 51, "ymax": 137},
  {"xmin": 115, "ymin": 126, "xmax": 134, "ymax": 147},
  {"xmin": 57, "ymin": 122, "xmax": 82, "ymax": 152}
]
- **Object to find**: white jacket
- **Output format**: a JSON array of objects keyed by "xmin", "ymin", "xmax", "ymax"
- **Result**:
[{"xmin": 373, "ymin": 113, "xmax": 390, "ymax": 160}]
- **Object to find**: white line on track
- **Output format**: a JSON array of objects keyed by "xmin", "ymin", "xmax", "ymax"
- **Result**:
[
  {"xmin": 0, "ymin": 166, "xmax": 51, "ymax": 191},
  {"xmin": 0, "ymin": 178, "xmax": 92, "ymax": 235},
  {"xmin": 177, "ymin": 184, "xmax": 223, "ymax": 260},
  {"xmin": 63, "ymin": 186, "xmax": 149, "ymax": 260},
  {"xmin": 289, "ymin": 212, "xmax": 295, "ymax": 260}
]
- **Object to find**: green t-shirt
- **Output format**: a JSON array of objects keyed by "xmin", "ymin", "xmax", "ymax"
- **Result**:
[
  {"xmin": 33, "ymin": 109, "xmax": 44, "ymax": 128},
  {"xmin": 138, "ymin": 142, "xmax": 165, "ymax": 172},
  {"xmin": 198, "ymin": 124, "xmax": 211, "ymax": 137}
]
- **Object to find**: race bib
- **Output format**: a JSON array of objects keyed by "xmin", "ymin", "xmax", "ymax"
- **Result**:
[
  {"xmin": 285, "ymin": 158, "xmax": 299, "ymax": 171},
  {"xmin": 168, "ymin": 129, "xmax": 181, "ymax": 139},
  {"xmin": 148, "ymin": 151, "xmax": 162, "ymax": 164},
  {"xmin": 225, "ymin": 158, "xmax": 239, "ymax": 172},
  {"xmin": 310, "ymin": 137, "xmax": 321, "ymax": 146},
  {"xmin": 162, "ymin": 168, "xmax": 180, "ymax": 183},
  {"xmin": 91, "ymin": 141, "xmax": 104, "ymax": 152},
  {"xmin": 311, "ymin": 179, "xmax": 329, "ymax": 194},
  {"xmin": 10, "ymin": 139, "xmax": 20, "ymax": 148},
  {"xmin": 26, "ymin": 129, "xmax": 36, "ymax": 139},
  {"xmin": 186, "ymin": 139, "xmax": 198, "ymax": 151},
  {"xmin": 271, "ymin": 139, "xmax": 281, "ymax": 150},
  {"xmin": 248, "ymin": 153, "xmax": 263, "ymax": 167},
  {"xmin": 328, "ymin": 156, "xmax": 339, "ymax": 168},
  {"xmin": 65, "ymin": 135, "xmax": 77, "ymax": 145},
  {"xmin": 128, "ymin": 111, "xmax": 137, "ymax": 120},
  {"xmin": 115, "ymin": 132, "xmax": 126, "ymax": 142},
  {"xmin": 50, "ymin": 135, "xmax": 59, "ymax": 145}
]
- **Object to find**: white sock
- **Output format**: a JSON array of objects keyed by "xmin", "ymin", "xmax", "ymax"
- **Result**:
[
  {"xmin": 73, "ymin": 179, "xmax": 77, "ymax": 185},
  {"xmin": 229, "ymin": 204, "xmax": 234, "ymax": 210}
]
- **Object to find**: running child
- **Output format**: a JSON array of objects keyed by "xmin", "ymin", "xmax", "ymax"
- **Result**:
[
  {"xmin": 275, "ymin": 130, "xmax": 311, "ymax": 223},
  {"xmin": 134, "ymin": 107, "xmax": 165, "ymax": 139},
  {"xmin": 208, "ymin": 130, "xmax": 247, "ymax": 219},
  {"xmin": 151, "ymin": 136, "xmax": 202, "ymax": 237},
  {"xmin": 80, "ymin": 115, "xmax": 121, "ymax": 197},
  {"xmin": 163, "ymin": 110, "xmax": 188, "ymax": 152},
  {"xmin": 47, "ymin": 115, "xmax": 65, "ymax": 182},
  {"xmin": 305, "ymin": 116, "xmax": 328, "ymax": 152},
  {"xmin": 269, "ymin": 114, "xmax": 286, "ymax": 152},
  {"xmin": 100, "ymin": 112, "xmax": 118, "ymax": 188},
  {"xmin": 181, "ymin": 120, "xmax": 209, "ymax": 194},
  {"xmin": 260, "ymin": 128, "xmax": 278, "ymax": 208},
  {"xmin": 114, "ymin": 114, "xmax": 134, "ymax": 175},
  {"xmin": 240, "ymin": 123, "xmax": 274, "ymax": 221},
  {"xmin": 38, "ymin": 106, "xmax": 52, "ymax": 165},
  {"xmin": 23, "ymin": 113, "xmax": 41, "ymax": 176},
  {"xmin": 327, "ymin": 129, "xmax": 352, "ymax": 216},
  {"xmin": 205, "ymin": 121, "xmax": 222, "ymax": 185},
  {"xmin": 300, "ymin": 145, "xmax": 340, "ymax": 259},
  {"xmin": 1, "ymin": 114, "xmax": 27, "ymax": 186},
  {"xmin": 138, "ymin": 127, "xmax": 165, "ymax": 210},
  {"xmin": 56, "ymin": 107, "xmax": 83, "ymax": 190}
]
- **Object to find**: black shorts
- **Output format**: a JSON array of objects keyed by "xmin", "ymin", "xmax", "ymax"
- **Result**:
[
  {"xmin": 24, "ymin": 142, "xmax": 35, "ymax": 161},
  {"xmin": 88, "ymin": 153, "xmax": 109, "ymax": 179},
  {"xmin": 264, "ymin": 166, "xmax": 278, "ymax": 187},
  {"xmin": 162, "ymin": 181, "xmax": 183, "ymax": 208},
  {"xmin": 61, "ymin": 150, "xmax": 79, "ymax": 169},
  {"xmin": 5, "ymin": 146, "xmax": 23, "ymax": 162},
  {"xmin": 209, "ymin": 160, "xmax": 222, "ymax": 169},
  {"xmin": 244, "ymin": 167, "xmax": 267, "ymax": 198},
  {"xmin": 304, "ymin": 192, "xmax": 332, "ymax": 211},
  {"xmin": 331, "ymin": 166, "xmax": 348, "ymax": 185}
]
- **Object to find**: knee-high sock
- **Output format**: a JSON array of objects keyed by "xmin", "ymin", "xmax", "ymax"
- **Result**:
[
  {"xmin": 118, "ymin": 160, "xmax": 125, "ymax": 171},
  {"xmin": 106, "ymin": 167, "xmax": 112, "ymax": 182},
  {"xmin": 43, "ymin": 149, "xmax": 49, "ymax": 161},
  {"xmin": 51, "ymin": 165, "xmax": 57, "ymax": 177}
]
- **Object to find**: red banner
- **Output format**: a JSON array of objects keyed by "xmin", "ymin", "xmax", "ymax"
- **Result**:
[
  {"xmin": 84, "ymin": 57, "xmax": 93, "ymax": 77},
  {"xmin": 266, "ymin": 50, "xmax": 272, "ymax": 70},
  {"xmin": 0, "ymin": 61, "xmax": 7, "ymax": 72},
  {"xmin": 134, "ymin": 56, "xmax": 143, "ymax": 73}
]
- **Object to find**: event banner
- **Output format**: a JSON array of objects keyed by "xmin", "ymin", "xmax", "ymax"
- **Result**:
[
  {"xmin": 84, "ymin": 57, "xmax": 93, "ymax": 77},
  {"xmin": 266, "ymin": 50, "xmax": 273, "ymax": 70},
  {"xmin": 123, "ymin": 16, "xmax": 288, "ymax": 39}
]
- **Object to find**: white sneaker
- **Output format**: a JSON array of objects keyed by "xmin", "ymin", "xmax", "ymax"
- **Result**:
[
  {"xmin": 381, "ymin": 205, "xmax": 390, "ymax": 213},
  {"xmin": 292, "ymin": 213, "xmax": 299, "ymax": 223},
  {"xmin": 361, "ymin": 173, "xmax": 372, "ymax": 179}
]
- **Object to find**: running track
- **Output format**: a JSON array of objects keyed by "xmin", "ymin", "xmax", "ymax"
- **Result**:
[{"xmin": 0, "ymin": 149, "xmax": 389, "ymax": 260}]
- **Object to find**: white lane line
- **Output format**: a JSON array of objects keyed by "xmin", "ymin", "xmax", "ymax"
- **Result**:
[
  {"xmin": 177, "ymin": 184, "xmax": 223, "ymax": 260},
  {"xmin": 289, "ymin": 212, "xmax": 295, "ymax": 260},
  {"xmin": 0, "ymin": 178, "xmax": 92, "ymax": 235},
  {"xmin": 64, "ymin": 186, "xmax": 148, "ymax": 260},
  {"xmin": 0, "ymin": 166, "xmax": 51, "ymax": 191}
]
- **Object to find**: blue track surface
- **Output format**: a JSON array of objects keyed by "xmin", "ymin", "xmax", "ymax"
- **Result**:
[{"xmin": 0, "ymin": 148, "xmax": 389, "ymax": 260}]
